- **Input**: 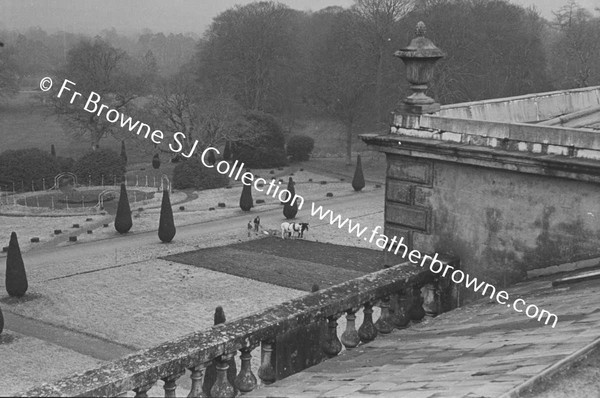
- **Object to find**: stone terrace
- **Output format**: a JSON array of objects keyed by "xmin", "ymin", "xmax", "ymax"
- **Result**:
[{"xmin": 247, "ymin": 272, "xmax": 600, "ymax": 398}]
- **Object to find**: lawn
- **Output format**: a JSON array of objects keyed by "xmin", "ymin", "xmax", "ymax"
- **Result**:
[
  {"xmin": 0, "ymin": 92, "xmax": 163, "ymax": 165},
  {"xmin": 0, "ymin": 332, "xmax": 103, "ymax": 396},
  {"xmin": 163, "ymin": 236, "xmax": 385, "ymax": 291}
]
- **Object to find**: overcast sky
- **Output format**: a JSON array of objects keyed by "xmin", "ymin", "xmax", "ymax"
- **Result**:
[{"xmin": 1, "ymin": 0, "xmax": 598, "ymax": 35}]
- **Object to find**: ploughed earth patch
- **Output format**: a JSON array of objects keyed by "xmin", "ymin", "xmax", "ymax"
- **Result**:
[{"xmin": 162, "ymin": 236, "xmax": 384, "ymax": 291}]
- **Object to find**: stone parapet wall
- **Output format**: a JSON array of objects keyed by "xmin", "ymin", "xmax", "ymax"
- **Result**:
[
  {"xmin": 381, "ymin": 152, "xmax": 600, "ymax": 291},
  {"xmin": 391, "ymin": 115, "xmax": 600, "ymax": 161},
  {"xmin": 436, "ymin": 86, "xmax": 600, "ymax": 123}
]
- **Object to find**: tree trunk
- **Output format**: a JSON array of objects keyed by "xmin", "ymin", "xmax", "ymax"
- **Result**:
[
  {"xmin": 91, "ymin": 132, "xmax": 100, "ymax": 151},
  {"xmin": 375, "ymin": 46, "xmax": 384, "ymax": 125},
  {"xmin": 346, "ymin": 123, "xmax": 353, "ymax": 166}
]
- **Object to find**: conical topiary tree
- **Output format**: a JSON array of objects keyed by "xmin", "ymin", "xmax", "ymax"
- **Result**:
[
  {"xmin": 5, "ymin": 232, "xmax": 28, "ymax": 297},
  {"xmin": 158, "ymin": 190, "xmax": 176, "ymax": 243},
  {"xmin": 50, "ymin": 144, "xmax": 56, "ymax": 157},
  {"xmin": 120, "ymin": 140, "xmax": 128, "ymax": 165},
  {"xmin": 239, "ymin": 183, "xmax": 253, "ymax": 211},
  {"xmin": 352, "ymin": 154, "xmax": 365, "ymax": 192},
  {"xmin": 283, "ymin": 177, "xmax": 298, "ymax": 219},
  {"xmin": 281, "ymin": 177, "xmax": 296, "ymax": 205},
  {"xmin": 152, "ymin": 153, "xmax": 161, "ymax": 169},
  {"xmin": 203, "ymin": 307, "xmax": 238, "ymax": 396},
  {"xmin": 115, "ymin": 183, "xmax": 132, "ymax": 233},
  {"xmin": 223, "ymin": 141, "xmax": 232, "ymax": 161}
]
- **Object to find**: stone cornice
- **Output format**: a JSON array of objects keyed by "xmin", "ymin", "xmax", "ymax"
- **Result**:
[{"xmin": 361, "ymin": 133, "xmax": 600, "ymax": 184}]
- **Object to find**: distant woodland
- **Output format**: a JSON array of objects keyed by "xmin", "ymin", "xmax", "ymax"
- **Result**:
[{"xmin": 1, "ymin": 0, "xmax": 599, "ymax": 162}]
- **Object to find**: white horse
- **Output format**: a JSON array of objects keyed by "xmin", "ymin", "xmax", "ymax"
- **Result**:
[
  {"xmin": 281, "ymin": 222, "xmax": 299, "ymax": 239},
  {"xmin": 281, "ymin": 222, "xmax": 309, "ymax": 239}
]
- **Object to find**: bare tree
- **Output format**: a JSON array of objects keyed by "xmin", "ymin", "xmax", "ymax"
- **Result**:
[
  {"xmin": 304, "ymin": 8, "xmax": 374, "ymax": 165},
  {"xmin": 196, "ymin": 1, "xmax": 302, "ymax": 112},
  {"xmin": 52, "ymin": 38, "xmax": 155, "ymax": 149},
  {"xmin": 353, "ymin": 0, "xmax": 412, "ymax": 124},
  {"xmin": 145, "ymin": 71, "xmax": 249, "ymax": 155},
  {"xmin": 0, "ymin": 42, "xmax": 19, "ymax": 98},
  {"xmin": 550, "ymin": 1, "xmax": 600, "ymax": 88}
]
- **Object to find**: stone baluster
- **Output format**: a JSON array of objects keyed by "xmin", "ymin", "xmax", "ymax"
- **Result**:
[
  {"xmin": 421, "ymin": 283, "xmax": 440, "ymax": 317},
  {"xmin": 235, "ymin": 346, "xmax": 258, "ymax": 393},
  {"xmin": 258, "ymin": 339, "xmax": 276, "ymax": 385},
  {"xmin": 133, "ymin": 383, "xmax": 155, "ymax": 398},
  {"xmin": 203, "ymin": 306, "xmax": 238, "ymax": 395},
  {"xmin": 188, "ymin": 363, "xmax": 210, "ymax": 398},
  {"xmin": 392, "ymin": 293, "xmax": 410, "ymax": 329},
  {"xmin": 340, "ymin": 308, "xmax": 360, "ymax": 349},
  {"xmin": 322, "ymin": 314, "xmax": 343, "ymax": 357},
  {"xmin": 358, "ymin": 302, "xmax": 378, "ymax": 343},
  {"xmin": 210, "ymin": 352, "xmax": 235, "ymax": 398},
  {"xmin": 408, "ymin": 285, "xmax": 426, "ymax": 322},
  {"xmin": 163, "ymin": 372, "xmax": 184, "ymax": 398},
  {"xmin": 375, "ymin": 296, "xmax": 394, "ymax": 334}
]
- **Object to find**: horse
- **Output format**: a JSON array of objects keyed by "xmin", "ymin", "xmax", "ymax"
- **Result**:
[
  {"xmin": 281, "ymin": 222, "xmax": 300, "ymax": 239},
  {"xmin": 281, "ymin": 222, "xmax": 309, "ymax": 239},
  {"xmin": 297, "ymin": 223, "xmax": 309, "ymax": 238}
]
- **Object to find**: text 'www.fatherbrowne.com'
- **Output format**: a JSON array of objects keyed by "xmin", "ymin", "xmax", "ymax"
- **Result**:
[{"xmin": 309, "ymin": 202, "xmax": 559, "ymax": 328}]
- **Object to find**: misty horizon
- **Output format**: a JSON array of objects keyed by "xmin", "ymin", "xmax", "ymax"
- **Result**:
[{"xmin": 1, "ymin": 0, "xmax": 598, "ymax": 37}]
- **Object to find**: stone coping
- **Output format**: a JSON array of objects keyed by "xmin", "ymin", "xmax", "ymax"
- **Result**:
[
  {"xmin": 389, "ymin": 114, "xmax": 600, "ymax": 158},
  {"xmin": 17, "ymin": 261, "xmax": 434, "ymax": 397},
  {"xmin": 437, "ymin": 85, "xmax": 600, "ymax": 123}
]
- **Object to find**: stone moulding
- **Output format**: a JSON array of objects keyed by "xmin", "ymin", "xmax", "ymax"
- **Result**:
[
  {"xmin": 419, "ymin": 115, "xmax": 600, "ymax": 150},
  {"xmin": 16, "ymin": 261, "xmax": 443, "ymax": 397},
  {"xmin": 361, "ymin": 133, "xmax": 600, "ymax": 184}
]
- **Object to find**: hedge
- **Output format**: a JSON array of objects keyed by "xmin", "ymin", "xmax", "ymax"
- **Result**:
[{"xmin": 173, "ymin": 157, "xmax": 230, "ymax": 190}]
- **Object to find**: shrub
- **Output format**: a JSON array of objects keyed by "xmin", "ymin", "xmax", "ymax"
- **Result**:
[
  {"xmin": 233, "ymin": 111, "xmax": 288, "ymax": 168},
  {"xmin": 0, "ymin": 148, "xmax": 61, "ymax": 192},
  {"xmin": 287, "ymin": 135, "xmax": 315, "ymax": 161},
  {"xmin": 234, "ymin": 146, "xmax": 288, "ymax": 169},
  {"xmin": 173, "ymin": 157, "xmax": 229, "ymax": 190},
  {"xmin": 206, "ymin": 149, "xmax": 216, "ymax": 166},
  {"xmin": 223, "ymin": 141, "xmax": 232, "ymax": 161},
  {"xmin": 158, "ymin": 190, "xmax": 176, "ymax": 243},
  {"xmin": 152, "ymin": 153, "xmax": 161, "ymax": 169},
  {"xmin": 5, "ymin": 232, "xmax": 28, "ymax": 297},
  {"xmin": 73, "ymin": 149, "xmax": 125, "ymax": 186},
  {"xmin": 239, "ymin": 184, "xmax": 253, "ymax": 211},
  {"xmin": 115, "ymin": 183, "xmax": 132, "ymax": 234},
  {"xmin": 56, "ymin": 156, "xmax": 75, "ymax": 173},
  {"xmin": 352, "ymin": 155, "xmax": 365, "ymax": 192}
]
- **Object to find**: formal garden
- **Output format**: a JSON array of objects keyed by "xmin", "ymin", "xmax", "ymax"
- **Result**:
[{"xmin": 0, "ymin": 127, "xmax": 387, "ymax": 395}]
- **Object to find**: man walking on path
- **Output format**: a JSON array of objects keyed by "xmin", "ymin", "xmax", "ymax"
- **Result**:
[
  {"xmin": 247, "ymin": 221, "xmax": 252, "ymax": 237},
  {"xmin": 254, "ymin": 216, "xmax": 260, "ymax": 232}
]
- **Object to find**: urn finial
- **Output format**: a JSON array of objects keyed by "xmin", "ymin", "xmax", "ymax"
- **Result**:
[{"xmin": 394, "ymin": 22, "xmax": 445, "ymax": 115}]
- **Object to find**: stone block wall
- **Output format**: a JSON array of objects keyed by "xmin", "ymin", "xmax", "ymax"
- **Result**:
[
  {"xmin": 383, "ymin": 155, "xmax": 433, "ymax": 266},
  {"xmin": 383, "ymin": 153, "xmax": 600, "ymax": 293}
]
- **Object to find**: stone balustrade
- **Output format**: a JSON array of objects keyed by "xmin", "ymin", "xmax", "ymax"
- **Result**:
[{"xmin": 18, "ymin": 258, "xmax": 458, "ymax": 397}]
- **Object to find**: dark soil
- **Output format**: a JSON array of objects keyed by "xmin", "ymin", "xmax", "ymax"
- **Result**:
[{"xmin": 162, "ymin": 236, "xmax": 385, "ymax": 291}]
